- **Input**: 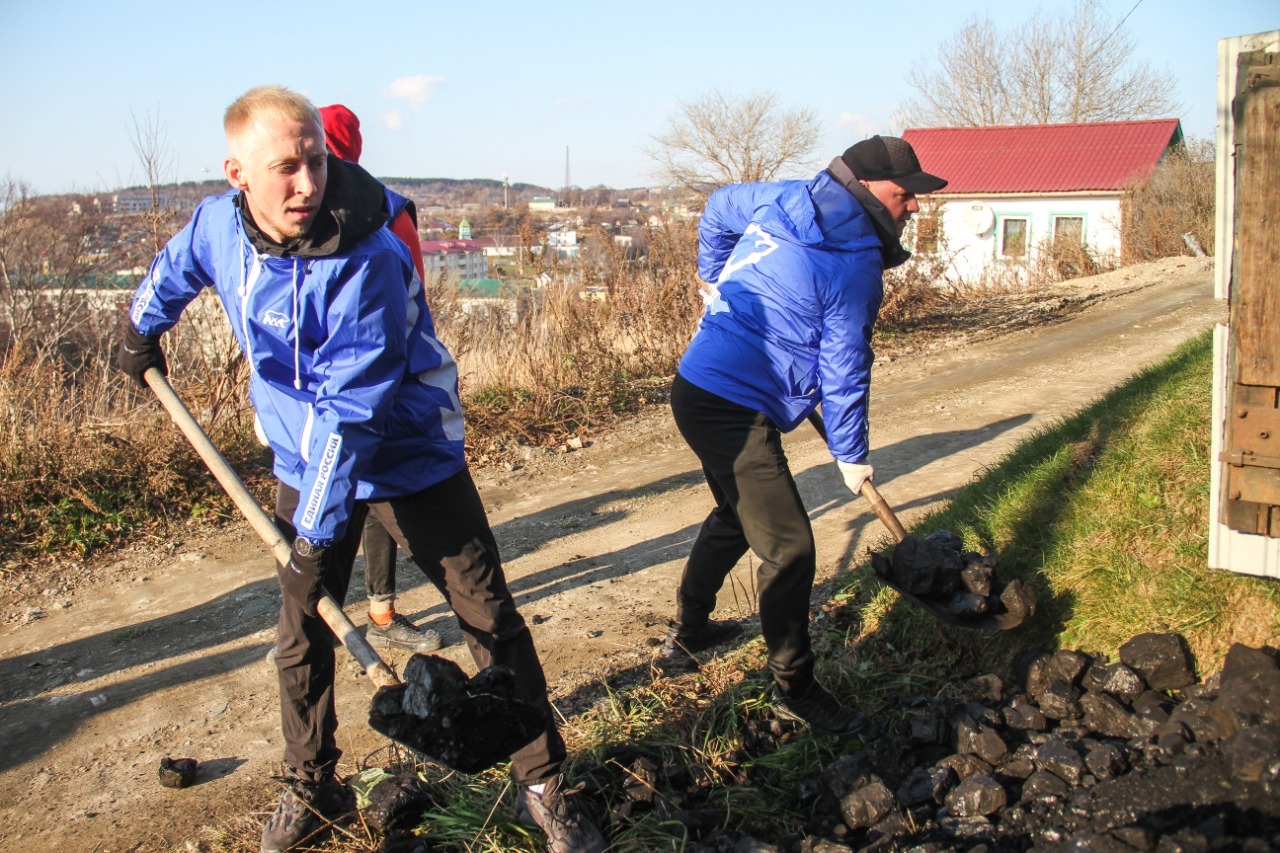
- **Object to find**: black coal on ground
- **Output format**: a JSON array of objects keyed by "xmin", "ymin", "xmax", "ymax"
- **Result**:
[
  {"xmin": 584, "ymin": 635, "xmax": 1280, "ymax": 852},
  {"xmin": 367, "ymin": 655, "xmax": 546, "ymax": 774}
]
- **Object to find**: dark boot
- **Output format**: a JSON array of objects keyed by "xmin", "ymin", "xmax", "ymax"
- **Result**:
[
  {"xmin": 260, "ymin": 776, "xmax": 353, "ymax": 853},
  {"xmin": 656, "ymin": 617, "xmax": 743, "ymax": 670},
  {"xmin": 772, "ymin": 681, "xmax": 869, "ymax": 738},
  {"xmin": 515, "ymin": 773, "xmax": 607, "ymax": 853}
]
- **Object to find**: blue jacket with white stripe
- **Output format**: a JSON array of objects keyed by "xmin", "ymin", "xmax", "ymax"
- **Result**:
[
  {"xmin": 128, "ymin": 158, "xmax": 465, "ymax": 543},
  {"xmin": 679, "ymin": 164, "xmax": 903, "ymax": 464}
]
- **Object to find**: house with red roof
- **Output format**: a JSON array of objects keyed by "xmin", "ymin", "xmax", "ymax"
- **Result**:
[{"xmin": 902, "ymin": 119, "xmax": 1184, "ymax": 281}]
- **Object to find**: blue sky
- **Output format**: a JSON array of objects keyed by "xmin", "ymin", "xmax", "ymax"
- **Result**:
[{"xmin": 2, "ymin": 0, "xmax": 1275, "ymax": 195}]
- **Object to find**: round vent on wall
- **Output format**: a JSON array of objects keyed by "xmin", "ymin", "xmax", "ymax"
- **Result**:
[{"xmin": 963, "ymin": 204, "xmax": 995, "ymax": 236}]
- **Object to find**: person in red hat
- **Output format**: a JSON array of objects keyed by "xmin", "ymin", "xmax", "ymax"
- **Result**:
[{"xmin": 317, "ymin": 103, "xmax": 443, "ymax": 655}]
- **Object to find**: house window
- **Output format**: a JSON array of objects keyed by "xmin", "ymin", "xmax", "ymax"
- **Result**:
[
  {"xmin": 912, "ymin": 200, "xmax": 943, "ymax": 255},
  {"xmin": 1051, "ymin": 215, "xmax": 1092, "ymax": 277},
  {"xmin": 1052, "ymin": 216, "xmax": 1085, "ymax": 252},
  {"xmin": 999, "ymin": 217, "xmax": 1029, "ymax": 259}
]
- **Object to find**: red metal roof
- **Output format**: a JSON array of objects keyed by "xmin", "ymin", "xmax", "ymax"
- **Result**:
[
  {"xmin": 902, "ymin": 119, "xmax": 1182, "ymax": 195},
  {"xmin": 420, "ymin": 239, "xmax": 484, "ymax": 255}
]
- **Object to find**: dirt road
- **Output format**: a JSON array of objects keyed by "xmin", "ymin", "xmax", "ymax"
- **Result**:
[{"xmin": 0, "ymin": 257, "xmax": 1222, "ymax": 852}]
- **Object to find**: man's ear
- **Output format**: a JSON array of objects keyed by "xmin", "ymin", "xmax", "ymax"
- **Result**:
[{"xmin": 224, "ymin": 156, "xmax": 248, "ymax": 191}]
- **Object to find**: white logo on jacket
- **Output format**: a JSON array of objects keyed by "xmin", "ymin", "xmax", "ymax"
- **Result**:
[
  {"xmin": 704, "ymin": 223, "xmax": 779, "ymax": 315},
  {"xmin": 262, "ymin": 310, "xmax": 289, "ymax": 329}
]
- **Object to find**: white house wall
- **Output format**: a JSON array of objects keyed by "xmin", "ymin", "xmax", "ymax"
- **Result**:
[{"xmin": 930, "ymin": 195, "xmax": 1122, "ymax": 282}]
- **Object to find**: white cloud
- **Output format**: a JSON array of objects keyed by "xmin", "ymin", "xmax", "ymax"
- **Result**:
[
  {"xmin": 383, "ymin": 111, "xmax": 404, "ymax": 131},
  {"xmin": 838, "ymin": 112, "xmax": 879, "ymax": 137},
  {"xmin": 384, "ymin": 75, "xmax": 445, "ymax": 111},
  {"xmin": 554, "ymin": 96, "xmax": 589, "ymax": 109}
]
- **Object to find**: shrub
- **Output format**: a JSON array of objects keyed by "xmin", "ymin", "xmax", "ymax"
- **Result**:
[{"xmin": 1121, "ymin": 137, "xmax": 1215, "ymax": 263}]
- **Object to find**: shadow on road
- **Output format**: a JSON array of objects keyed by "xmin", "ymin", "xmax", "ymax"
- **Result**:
[{"xmin": 0, "ymin": 411, "xmax": 1035, "ymax": 770}]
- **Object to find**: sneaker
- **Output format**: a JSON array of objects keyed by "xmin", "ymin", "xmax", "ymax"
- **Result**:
[
  {"xmin": 772, "ymin": 681, "xmax": 869, "ymax": 738},
  {"xmin": 515, "ymin": 773, "xmax": 607, "ymax": 853},
  {"xmin": 366, "ymin": 613, "xmax": 444, "ymax": 652},
  {"xmin": 656, "ymin": 618, "xmax": 743, "ymax": 670},
  {"xmin": 260, "ymin": 776, "xmax": 353, "ymax": 853}
]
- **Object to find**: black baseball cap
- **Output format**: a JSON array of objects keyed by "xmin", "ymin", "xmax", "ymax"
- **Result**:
[{"xmin": 841, "ymin": 135, "xmax": 947, "ymax": 194}]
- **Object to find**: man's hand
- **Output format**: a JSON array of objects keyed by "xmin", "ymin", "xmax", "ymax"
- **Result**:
[
  {"xmin": 278, "ymin": 539, "xmax": 326, "ymax": 617},
  {"xmin": 837, "ymin": 460, "xmax": 875, "ymax": 495},
  {"xmin": 117, "ymin": 325, "xmax": 167, "ymax": 387}
]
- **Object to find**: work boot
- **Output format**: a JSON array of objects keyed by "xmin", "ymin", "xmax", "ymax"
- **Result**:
[
  {"xmin": 260, "ymin": 776, "xmax": 354, "ymax": 853},
  {"xmin": 366, "ymin": 612, "xmax": 444, "ymax": 652},
  {"xmin": 772, "ymin": 681, "xmax": 870, "ymax": 738},
  {"xmin": 656, "ymin": 618, "xmax": 743, "ymax": 670},
  {"xmin": 515, "ymin": 773, "xmax": 607, "ymax": 853}
]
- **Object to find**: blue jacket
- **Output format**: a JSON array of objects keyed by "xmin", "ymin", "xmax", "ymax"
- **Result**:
[
  {"xmin": 128, "ymin": 159, "xmax": 465, "ymax": 543},
  {"xmin": 679, "ymin": 169, "xmax": 891, "ymax": 464}
]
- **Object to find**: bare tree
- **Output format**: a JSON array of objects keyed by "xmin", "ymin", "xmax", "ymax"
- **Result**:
[
  {"xmin": 646, "ymin": 90, "xmax": 822, "ymax": 195},
  {"xmin": 901, "ymin": 0, "xmax": 1180, "ymax": 127}
]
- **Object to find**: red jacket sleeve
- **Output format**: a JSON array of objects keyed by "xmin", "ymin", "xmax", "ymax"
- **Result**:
[{"xmin": 390, "ymin": 210, "xmax": 425, "ymax": 282}]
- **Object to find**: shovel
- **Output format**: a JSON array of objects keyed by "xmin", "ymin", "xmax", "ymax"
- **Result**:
[
  {"xmin": 143, "ymin": 368, "xmax": 400, "ymax": 688},
  {"xmin": 145, "ymin": 369, "xmax": 549, "ymax": 769},
  {"xmin": 806, "ymin": 411, "xmax": 1031, "ymax": 630}
]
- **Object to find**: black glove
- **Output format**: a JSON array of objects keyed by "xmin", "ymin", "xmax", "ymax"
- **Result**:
[
  {"xmin": 117, "ymin": 324, "xmax": 167, "ymax": 387},
  {"xmin": 278, "ymin": 539, "xmax": 327, "ymax": 617}
]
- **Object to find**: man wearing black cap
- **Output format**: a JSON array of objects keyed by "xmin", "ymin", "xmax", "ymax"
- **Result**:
[{"xmin": 657, "ymin": 136, "xmax": 946, "ymax": 736}]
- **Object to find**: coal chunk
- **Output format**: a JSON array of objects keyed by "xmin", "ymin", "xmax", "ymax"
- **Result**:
[
  {"xmin": 1084, "ymin": 742, "xmax": 1130, "ymax": 781},
  {"xmin": 1081, "ymin": 691, "xmax": 1137, "ymax": 739},
  {"xmin": 944, "ymin": 774, "xmax": 1007, "ymax": 817},
  {"xmin": 1037, "ymin": 681, "xmax": 1083, "ymax": 721},
  {"xmin": 1021, "ymin": 769, "xmax": 1070, "ymax": 800},
  {"xmin": 362, "ymin": 772, "xmax": 437, "ymax": 834},
  {"xmin": 839, "ymin": 775, "xmax": 898, "ymax": 830},
  {"xmin": 1118, "ymin": 633, "xmax": 1196, "ymax": 691},
  {"xmin": 368, "ymin": 655, "xmax": 546, "ymax": 773},
  {"xmin": 896, "ymin": 765, "xmax": 957, "ymax": 807},
  {"xmin": 1004, "ymin": 695, "xmax": 1049, "ymax": 732},
  {"xmin": 1081, "ymin": 662, "xmax": 1146, "ymax": 701},
  {"xmin": 158, "ymin": 757, "xmax": 198, "ymax": 789},
  {"xmin": 1036, "ymin": 738, "xmax": 1085, "ymax": 786}
]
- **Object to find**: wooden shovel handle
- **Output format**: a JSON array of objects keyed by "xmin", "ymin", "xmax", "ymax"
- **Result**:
[
  {"xmin": 859, "ymin": 480, "xmax": 908, "ymax": 543},
  {"xmin": 806, "ymin": 411, "xmax": 908, "ymax": 543},
  {"xmin": 143, "ymin": 368, "xmax": 399, "ymax": 687}
]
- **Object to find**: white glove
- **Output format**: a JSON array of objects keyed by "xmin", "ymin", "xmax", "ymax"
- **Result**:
[{"xmin": 837, "ymin": 460, "xmax": 874, "ymax": 495}]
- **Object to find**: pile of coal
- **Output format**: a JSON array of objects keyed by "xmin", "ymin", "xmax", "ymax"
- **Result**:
[
  {"xmin": 368, "ymin": 655, "xmax": 546, "ymax": 774},
  {"xmin": 787, "ymin": 635, "xmax": 1280, "ymax": 850},
  {"xmin": 871, "ymin": 530, "xmax": 1036, "ymax": 624},
  {"xmin": 590, "ymin": 634, "xmax": 1280, "ymax": 851},
  {"xmin": 157, "ymin": 757, "xmax": 198, "ymax": 789}
]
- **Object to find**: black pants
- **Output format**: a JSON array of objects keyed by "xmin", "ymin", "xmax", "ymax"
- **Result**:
[
  {"xmin": 671, "ymin": 373, "xmax": 816, "ymax": 695},
  {"xmin": 362, "ymin": 514, "xmax": 397, "ymax": 603},
  {"xmin": 273, "ymin": 469, "xmax": 564, "ymax": 785}
]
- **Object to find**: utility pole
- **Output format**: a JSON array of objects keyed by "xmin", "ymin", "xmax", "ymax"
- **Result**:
[
  {"xmin": 564, "ymin": 146, "xmax": 571, "ymax": 206},
  {"xmin": 502, "ymin": 172, "xmax": 509, "ymax": 209}
]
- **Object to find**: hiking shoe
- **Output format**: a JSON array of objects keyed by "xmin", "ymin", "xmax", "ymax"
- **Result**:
[
  {"xmin": 515, "ymin": 773, "xmax": 607, "ymax": 853},
  {"xmin": 656, "ymin": 618, "xmax": 743, "ymax": 670},
  {"xmin": 260, "ymin": 776, "xmax": 353, "ymax": 853},
  {"xmin": 772, "ymin": 681, "xmax": 870, "ymax": 738},
  {"xmin": 366, "ymin": 613, "xmax": 444, "ymax": 652}
]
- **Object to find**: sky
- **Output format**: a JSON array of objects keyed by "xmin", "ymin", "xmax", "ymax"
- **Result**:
[{"xmin": 2, "ymin": 0, "xmax": 1276, "ymax": 196}]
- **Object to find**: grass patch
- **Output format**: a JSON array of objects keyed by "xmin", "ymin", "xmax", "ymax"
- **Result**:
[{"xmin": 353, "ymin": 329, "xmax": 1276, "ymax": 852}]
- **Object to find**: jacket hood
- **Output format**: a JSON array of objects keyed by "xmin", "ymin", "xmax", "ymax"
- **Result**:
[
  {"xmin": 825, "ymin": 156, "xmax": 912, "ymax": 269},
  {"xmin": 238, "ymin": 156, "xmax": 390, "ymax": 258}
]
